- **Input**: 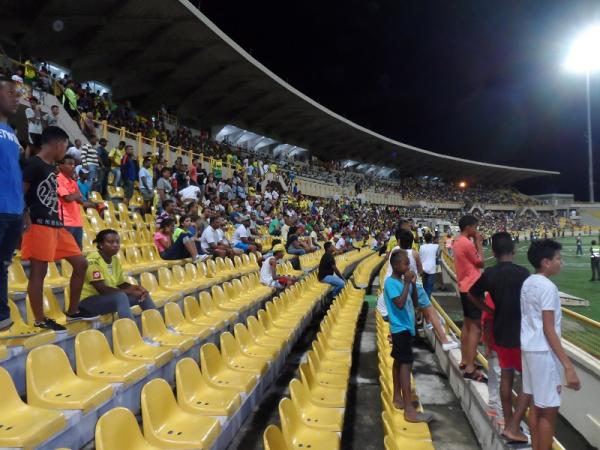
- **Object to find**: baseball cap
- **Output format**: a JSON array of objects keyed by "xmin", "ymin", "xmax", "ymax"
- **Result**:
[{"xmin": 272, "ymin": 244, "xmax": 285, "ymax": 254}]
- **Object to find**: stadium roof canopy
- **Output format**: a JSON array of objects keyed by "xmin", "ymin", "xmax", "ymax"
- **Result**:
[{"xmin": 1, "ymin": 0, "xmax": 559, "ymax": 184}]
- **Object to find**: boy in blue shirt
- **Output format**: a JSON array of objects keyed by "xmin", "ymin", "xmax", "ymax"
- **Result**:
[{"xmin": 384, "ymin": 249, "xmax": 432, "ymax": 423}]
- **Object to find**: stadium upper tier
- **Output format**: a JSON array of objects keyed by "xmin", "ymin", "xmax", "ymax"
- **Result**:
[{"xmin": 1, "ymin": 0, "xmax": 559, "ymax": 184}]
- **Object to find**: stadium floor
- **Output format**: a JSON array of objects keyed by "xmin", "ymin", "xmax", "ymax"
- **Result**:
[{"xmin": 483, "ymin": 235, "xmax": 600, "ymax": 321}]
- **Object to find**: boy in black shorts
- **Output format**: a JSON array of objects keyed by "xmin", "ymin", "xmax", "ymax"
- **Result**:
[{"xmin": 383, "ymin": 249, "xmax": 432, "ymax": 423}]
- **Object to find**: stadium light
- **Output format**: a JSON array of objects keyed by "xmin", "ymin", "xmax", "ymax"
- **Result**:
[
  {"xmin": 564, "ymin": 25, "xmax": 600, "ymax": 202},
  {"xmin": 458, "ymin": 181, "xmax": 467, "ymax": 189}
]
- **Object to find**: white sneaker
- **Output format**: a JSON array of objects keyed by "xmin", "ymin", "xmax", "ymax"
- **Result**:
[{"xmin": 442, "ymin": 340, "xmax": 460, "ymax": 351}]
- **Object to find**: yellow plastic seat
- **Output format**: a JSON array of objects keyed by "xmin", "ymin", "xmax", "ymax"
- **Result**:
[
  {"xmin": 265, "ymin": 302, "xmax": 297, "ymax": 329},
  {"xmin": 257, "ymin": 310, "xmax": 294, "ymax": 340},
  {"xmin": 0, "ymin": 367, "xmax": 66, "ymax": 450},
  {"xmin": 141, "ymin": 310, "xmax": 195, "ymax": 352},
  {"xmin": 25, "ymin": 288, "xmax": 90, "ymax": 334},
  {"xmin": 200, "ymin": 343, "xmax": 257, "ymax": 393},
  {"xmin": 140, "ymin": 272, "xmax": 180, "ymax": 307},
  {"xmin": 171, "ymin": 265, "xmax": 198, "ymax": 295},
  {"xmin": 216, "ymin": 257, "xmax": 238, "ymax": 279},
  {"xmin": 220, "ymin": 332, "xmax": 267, "ymax": 376},
  {"xmin": 140, "ymin": 246, "xmax": 169, "ymax": 269},
  {"xmin": 246, "ymin": 315, "xmax": 287, "ymax": 349},
  {"xmin": 96, "ymin": 407, "xmax": 161, "ymax": 450},
  {"xmin": 175, "ymin": 358, "xmax": 241, "ymax": 417},
  {"xmin": 264, "ymin": 424, "xmax": 289, "ymax": 450},
  {"xmin": 164, "ymin": 302, "xmax": 212, "ymax": 339},
  {"xmin": 199, "ymin": 290, "xmax": 238, "ymax": 322},
  {"xmin": 233, "ymin": 323, "xmax": 278, "ymax": 360},
  {"xmin": 0, "ymin": 299, "xmax": 47, "ymax": 340},
  {"xmin": 112, "ymin": 318, "xmax": 173, "ymax": 367},
  {"xmin": 75, "ymin": 330, "xmax": 148, "ymax": 385},
  {"xmin": 141, "ymin": 378, "xmax": 221, "ymax": 449},
  {"xmin": 382, "ymin": 412, "xmax": 434, "ymax": 449},
  {"xmin": 298, "ymin": 363, "xmax": 346, "ymax": 408},
  {"xmin": 307, "ymin": 349, "xmax": 350, "ymax": 378},
  {"xmin": 380, "ymin": 392, "xmax": 431, "ymax": 439},
  {"xmin": 289, "ymin": 378, "xmax": 343, "ymax": 432},
  {"xmin": 211, "ymin": 285, "xmax": 247, "ymax": 312},
  {"xmin": 8, "ymin": 259, "xmax": 28, "ymax": 293},
  {"xmin": 26, "ymin": 344, "xmax": 113, "ymax": 413},
  {"xmin": 184, "ymin": 263, "xmax": 213, "ymax": 290},
  {"xmin": 157, "ymin": 267, "xmax": 186, "ymax": 294},
  {"xmin": 279, "ymin": 398, "xmax": 340, "ymax": 450},
  {"xmin": 205, "ymin": 259, "xmax": 228, "ymax": 283},
  {"xmin": 183, "ymin": 295, "xmax": 225, "ymax": 329}
]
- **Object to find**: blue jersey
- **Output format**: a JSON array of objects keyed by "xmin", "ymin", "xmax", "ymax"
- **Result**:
[
  {"xmin": 0, "ymin": 123, "xmax": 24, "ymax": 214},
  {"xmin": 383, "ymin": 276, "xmax": 416, "ymax": 335}
]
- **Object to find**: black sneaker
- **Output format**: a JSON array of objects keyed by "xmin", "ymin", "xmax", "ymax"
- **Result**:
[
  {"xmin": 65, "ymin": 311, "xmax": 100, "ymax": 322},
  {"xmin": 34, "ymin": 318, "xmax": 67, "ymax": 333}
]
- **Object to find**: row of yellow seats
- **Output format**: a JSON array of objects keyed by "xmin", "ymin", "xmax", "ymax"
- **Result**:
[
  {"xmin": 353, "ymin": 253, "xmax": 386, "ymax": 288},
  {"xmin": 336, "ymin": 248, "xmax": 375, "ymax": 274},
  {"xmin": 299, "ymin": 249, "xmax": 324, "ymax": 271},
  {"xmin": 264, "ymin": 284, "xmax": 365, "ymax": 449},
  {"xmin": 94, "ymin": 274, "xmax": 329, "ymax": 449},
  {"xmin": 0, "ymin": 268, "xmax": 293, "ymax": 449},
  {"xmin": 277, "ymin": 260, "xmax": 304, "ymax": 278},
  {"xmin": 375, "ymin": 311, "xmax": 434, "ymax": 450}
]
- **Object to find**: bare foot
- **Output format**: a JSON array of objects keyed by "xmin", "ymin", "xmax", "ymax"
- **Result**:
[{"xmin": 502, "ymin": 429, "xmax": 529, "ymax": 443}]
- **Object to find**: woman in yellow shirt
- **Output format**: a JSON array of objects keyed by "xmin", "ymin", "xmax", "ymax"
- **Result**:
[{"xmin": 79, "ymin": 229, "xmax": 156, "ymax": 319}]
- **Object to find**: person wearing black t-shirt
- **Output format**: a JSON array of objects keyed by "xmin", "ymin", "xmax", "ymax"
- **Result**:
[
  {"xmin": 468, "ymin": 232, "xmax": 530, "ymax": 444},
  {"xmin": 21, "ymin": 126, "xmax": 98, "ymax": 332},
  {"xmin": 317, "ymin": 242, "xmax": 345, "ymax": 296}
]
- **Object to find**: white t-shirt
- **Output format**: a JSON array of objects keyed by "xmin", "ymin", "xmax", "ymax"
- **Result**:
[
  {"xmin": 520, "ymin": 274, "xmax": 562, "ymax": 352},
  {"xmin": 376, "ymin": 245, "xmax": 401, "ymax": 316},
  {"xmin": 264, "ymin": 191, "xmax": 273, "ymax": 201},
  {"xmin": 260, "ymin": 256, "xmax": 275, "ymax": 285},
  {"xmin": 179, "ymin": 185, "xmax": 201, "ymax": 201},
  {"xmin": 335, "ymin": 237, "xmax": 346, "ymax": 250},
  {"xmin": 272, "ymin": 190, "xmax": 279, "ymax": 200},
  {"xmin": 200, "ymin": 226, "xmax": 220, "ymax": 252},
  {"xmin": 419, "ymin": 243, "xmax": 439, "ymax": 275},
  {"xmin": 139, "ymin": 167, "xmax": 153, "ymax": 190},
  {"xmin": 25, "ymin": 107, "xmax": 43, "ymax": 134},
  {"xmin": 232, "ymin": 224, "xmax": 249, "ymax": 245}
]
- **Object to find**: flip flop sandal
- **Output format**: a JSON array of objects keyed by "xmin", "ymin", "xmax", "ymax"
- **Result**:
[
  {"xmin": 501, "ymin": 433, "xmax": 531, "ymax": 446},
  {"xmin": 463, "ymin": 370, "xmax": 487, "ymax": 383}
]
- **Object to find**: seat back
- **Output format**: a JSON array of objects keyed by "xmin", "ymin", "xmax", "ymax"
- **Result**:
[
  {"xmin": 219, "ymin": 331, "xmax": 242, "ymax": 360},
  {"xmin": 263, "ymin": 424, "xmax": 288, "ymax": 450},
  {"xmin": 157, "ymin": 267, "xmax": 175, "ymax": 289},
  {"xmin": 241, "ymin": 253, "xmax": 251, "ymax": 268},
  {"xmin": 184, "ymin": 263, "xmax": 199, "ymax": 282},
  {"xmin": 184, "ymin": 295, "xmax": 202, "ymax": 320},
  {"xmin": 278, "ymin": 398, "xmax": 302, "ymax": 446},
  {"xmin": 175, "ymin": 357, "xmax": 203, "ymax": 405},
  {"xmin": 206, "ymin": 259, "xmax": 219, "ymax": 278},
  {"xmin": 233, "ymin": 255, "xmax": 243, "ymax": 269},
  {"xmin": 381, "ymin": 411, "xmax": 396, "ymax": 441},
  {"xmin": 233, "ymin": 323, "xmax": 253, "ymax": 348},
  {"xmin": 96, "ymin": 407, "xmax": 151, "ymax": 450},
  {"xmin": 75, "ymin": 330, "xmax": 113, "ymax": 373},
  {"xmin": 27, "ymin": 345, "xmax": 77, "ymax": 398},
  {"xmin": 211, "ymin": 285, "xmax": 227, "ymax": 305},
  {"xmin": 164, "ymin": 302, "xmax": 185, "ymax": 328},
  {"xmin": 0, "ymin": 366, "xmax": 27, "ymax": 409},
  {"xmin": 198, "ymin": 291, "xmax": 217, "ymax": 314},
  {"xmin": 383, "ymin": 435, "xmax": 401, "ymax": 450},
  {"xmin": 195, "ymin": 261, "xmax": 209, "ymax": 279},
  {"xmin": 289, "ymin": 378, "xmax": 311, "ymax": 411},
  {"xmin": 141, "ymin": 378, "xmax": 177, "ymax": 433},
  {"xmin": 215, "ymin": 257, "xmax": 228, "ymax": 273},
  {"xmin": 112, "ymin": 318, "xmax": 145, "ymax": 355},
  {"xmin": 200, "ymin": 343, "xmax": 226, "ymax": 376},
  {"xmin": 140, "ymin": 272, "xmax": 160, "ymax": 293},
  {"xmin": 141, "ymin": 309, "xmax": 168, "ymax": 339},
  {"xmin": 298, "ymin": 362, "xmax": 316, "ymax": 389},
  {"xmin": 171, "ymin": 265, "xmax": 188, "ymax": 286}
]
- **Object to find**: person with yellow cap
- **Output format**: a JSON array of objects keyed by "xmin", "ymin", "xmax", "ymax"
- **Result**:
[{"xmin": 259, "ymin": 243, "xmax": 294, "ymax": 290}]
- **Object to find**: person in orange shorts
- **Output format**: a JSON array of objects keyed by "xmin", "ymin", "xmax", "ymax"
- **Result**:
[{"xmin": 22, "ymin": 126, "xmax": 98, "ymax": 332}]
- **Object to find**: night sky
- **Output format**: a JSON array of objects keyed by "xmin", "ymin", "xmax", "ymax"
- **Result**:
[{"xmin": 200, "ymin": 1, "xmax": 600, "ymax": 201}]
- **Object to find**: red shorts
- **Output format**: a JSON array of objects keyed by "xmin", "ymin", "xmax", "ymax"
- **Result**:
[
  {"xmin": 21, "ymin": 224, "xmax": 82, "ymax": 262},
  {"xmin": 494, "ymin": 344, "xmax": 522, "ymax": 372}
]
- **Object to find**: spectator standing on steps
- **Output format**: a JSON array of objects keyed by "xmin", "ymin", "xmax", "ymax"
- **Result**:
[
  {"xmin": 0, "ymin": 74, "xmax": 24, "ymax": 331},
  {"xmin": 576, "ymin": 234, "xmax": 583, "ymax": 256}
]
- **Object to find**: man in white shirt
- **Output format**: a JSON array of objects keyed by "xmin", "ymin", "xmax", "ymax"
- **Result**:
[
  {"xmin": 66, "ymin": 138, "xmax": 83, "ymax": 163},
  {"xmin": 200, "ymin": 216, "xmax": 230, "ymax": 258},
  {"xmin": 272, "ymin": 189, "xmax": 279, "ymax": 201},
  {"xmin": 520, "ymin": 239, "xmax": 580, "ymax": 450},
  {"xmin": 138, "ymin": 157, "xmax": 154, "ymax": 213},
  {"xmin": 232, "ymin": 215, "xmax": 260, "ymax": 253},
  {"xmin": 264, "ymin": 189, "xmax": 273, "ymax": 201}
]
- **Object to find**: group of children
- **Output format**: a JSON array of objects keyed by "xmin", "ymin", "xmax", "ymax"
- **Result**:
[{"xmin": 383, "ymin": 215, "xmax": 581, "ymax": 449}]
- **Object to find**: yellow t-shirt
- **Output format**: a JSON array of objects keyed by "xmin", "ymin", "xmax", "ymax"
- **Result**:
[{"xmin": 81, "ymin": 251, "xmax": 126, "ymax": 300}]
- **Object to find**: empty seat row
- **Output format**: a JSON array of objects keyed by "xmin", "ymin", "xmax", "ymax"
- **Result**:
[
  {"xmin": 375, "ymin": 311, "xmax": 435, "ymax": 450},
  {"xmin": 93, "ymin": 273, "xmax": 329, "ymax": 449},
  {"xmin": 264, "ymin": 284, "xmax": 365, "ymax": 450},
  {"xmin": 353, "ymin": 253, "xmax": 386, "ymax": 288}
]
